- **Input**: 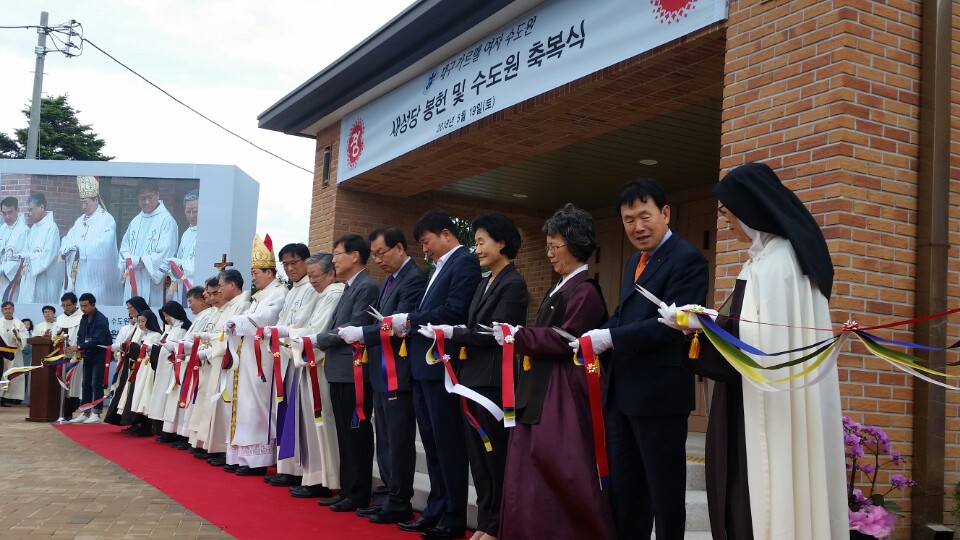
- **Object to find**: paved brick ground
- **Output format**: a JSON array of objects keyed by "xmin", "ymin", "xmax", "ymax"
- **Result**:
[{"xmin": 0, "ymin": 407, "xmax": 232, "ymax": 539}]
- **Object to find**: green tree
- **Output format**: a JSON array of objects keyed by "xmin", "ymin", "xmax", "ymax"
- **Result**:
[{"xmin": 1, "ymin": 94, "xmax": 112, "ymax": 160}]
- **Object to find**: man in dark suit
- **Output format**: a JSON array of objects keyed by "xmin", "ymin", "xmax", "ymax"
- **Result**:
[
  {"xmin": 338, "ymin": 226, "xmax": 427, "ymax": 524},
  {"xmin": 312, "ymin": 234, "xmax": 379, "ymax": 512},
  {"xmin": 578, "ymin": 179, "xmax": 709, "ymax": 540},
  {"xmin": 390, "ymin": 211, "xmax": 481, "ymax": 540}
]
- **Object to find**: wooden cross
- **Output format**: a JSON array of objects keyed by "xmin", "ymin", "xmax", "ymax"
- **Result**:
[{"xmin": 214, "ymin": 254, "xmax": 233, "ymax": 272}]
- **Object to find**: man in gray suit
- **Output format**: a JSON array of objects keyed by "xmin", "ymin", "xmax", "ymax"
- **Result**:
[
  {"xmin": 312, "ymin": 234, "xmax": 379, "ymax": 512},
  {"xmin": 339, "ymin": 227, "xmax": 427, "ymax": 524}
]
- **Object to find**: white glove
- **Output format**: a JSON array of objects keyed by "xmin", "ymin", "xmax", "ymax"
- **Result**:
[
  {"xmin": 274, "ymin": 326, "xmax": 289, "ymax": 338},
  {"xmin": 657, "ymin": 302, "xmax": 717, "ymax": 334},
  {"xmin": 290, "ymin": 336, "xmax": 303, "ymax": 347},
  {"xmin": 338, "ymin": 326, "xmax": 364, "ymax": 344},
  {"xmin": 491, "ymin": 322, "xmax": 520, "ymax": 346},
  {"xmin": 198, "ymin": 332, "xmax": 214, "ymax": 342},
  {"xmin": 163, "ymin": 341, "xmax": 176, "ymax": 352},
  {"xmin": 391, "ymin": 313, "xmax": 409, "ymax": 337},
  {"xmin": 195, "ymin": 350, "xmax": 208, "ymax": 362},
  {"xmin": 569, "ymin": 328, "xmax": 613, "ymax": 355},
  {"xmin": 224, "ymin": 318, "xmax": 238, "ymax": 335}
]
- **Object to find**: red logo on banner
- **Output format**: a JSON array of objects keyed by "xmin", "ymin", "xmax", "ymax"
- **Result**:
[
  {"xmin": 347, "ymin": 119, "xmax": 365, "ymax": 169},
  {"xmin": 651, "ymin": 0, "xmax": 697, "ymax": 23}
]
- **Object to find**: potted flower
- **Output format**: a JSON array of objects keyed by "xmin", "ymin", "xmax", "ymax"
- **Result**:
[{"xmin": 843, "ymin": 416, "xmax": 917, "ymax": 539}]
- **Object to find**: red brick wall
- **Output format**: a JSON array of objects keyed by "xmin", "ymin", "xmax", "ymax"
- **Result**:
[
  {"xmin": 944, "ymin": 0, "xmax": 960, "ymax": 528},
  {"xmin": 722, "ymin": 0, "xmax": 960, "ymax": 535}
]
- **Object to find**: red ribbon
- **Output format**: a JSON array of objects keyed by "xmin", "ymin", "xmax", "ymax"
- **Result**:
[
  {"xmin": 179, "ymin": 336, "xmax": 201, "ymax": 408},
  {"xmin": 168, "ymin": 259, "xmax": 192, "ymax": 289},
  {"xmin": 271, "ymin": 329, "xmax": 283, "ymax": 402},
  {"xmin": 302, "ymin": 336, "xmax": 322, "ymax": 422},
  {"xmin": 434, "ymin": 329, "xmax": 492, "ymax": 451},
  {"xmin": 578, "ymin": 335, "xmax": 609, "ymax": 489},
  {"xmin": 254, "ymin": 328, "xmax": 266, "ymax": 382},
  {"xmin": 380, "ymin": 316, "xmax": 399, "ymax": 397},
  {"xmin": 125, "ymin": 257, "xmax": 138, "ymax": 297},
  {"xmin": 128, "ymin": 343, "xmax": 149, "ymax": 382},
  {"xmin": 103, "ymin": 345, "xmax": 112, "ymax": 391},
  {"xmin": 500, "ymin": 324, "xmax": 516, "ymax": 426},
  {"xmin": 351, "ymin": 342, "xmax": 366, "ymax": 427}
]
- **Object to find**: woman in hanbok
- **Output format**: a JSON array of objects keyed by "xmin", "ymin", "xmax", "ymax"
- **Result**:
[
  {"xmin": 148, "ymin": 301, "xmax": 191, "ymax": 440},
  {"xmin": 423, "ymin": 212, "xmax": 529, "ymax": 540},
  {"xmin": 660, "ymin": 162, "xmax": 846, "ymax": 540},
  {"xmin": 105, "ymin": 297, "xmax": 149, "ymax": 426},
  {"xmin": 494, "ymin": 204, "xmax": 614, "ymax": 540}
]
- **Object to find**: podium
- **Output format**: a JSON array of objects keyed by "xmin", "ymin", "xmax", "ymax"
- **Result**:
[{"xmin": 27, "ymin": 336, "xmax": 60, "ymax": 422}]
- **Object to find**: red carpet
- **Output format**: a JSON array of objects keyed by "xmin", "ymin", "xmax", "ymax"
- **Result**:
[{"xmin": 55, "ymin": 423, "xmax": 417, "ymax": 539}]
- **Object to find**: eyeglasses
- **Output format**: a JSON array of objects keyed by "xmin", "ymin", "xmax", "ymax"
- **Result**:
[
  {"xmin": 371, "ymin": 248, "xmax": 391, "ymax": 259},
  {"xmin": 332, "ymin": 251, "xmax": 346, "ymax": 258},
  {"xmin": 717, "ymin": 204, "xmax": 727, "ymax": 218},
  {"xmin": 281, "ymin": 258, "xmax": 303, "ymax": 267},
  {"xmin": 545, "ymin": 244, "xmax": 567, "ymax": 255}
]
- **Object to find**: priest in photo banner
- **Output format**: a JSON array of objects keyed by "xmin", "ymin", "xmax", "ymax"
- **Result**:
[
  {"xmin": 162, "ymin": 189, "xmax": 199, "ymax": 305},
  {"xmin": 17, "ymin": 192, "xmax": 61, "ymax": 304},
  {"xmin": 0, "ymin": 197, "xmax": 28, "ymax": 302},
  {"xmin": 0, "ymin": 301, "xmax": 28, "ymax": 406},
  {"xmin": 118, "ymin": 179, "xmax": 179, "ymax": 307},
  {"xmin": 59, "ymin": 176, "xmax": 122, "ymax": 306}
]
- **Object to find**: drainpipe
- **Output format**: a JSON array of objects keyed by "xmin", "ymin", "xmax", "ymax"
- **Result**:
[{"xmin": 910, "ymin": 0, "xmax": 951, "ymax": 538}]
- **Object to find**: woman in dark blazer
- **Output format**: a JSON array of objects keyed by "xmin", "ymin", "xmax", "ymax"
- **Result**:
[{"xmin": 420, "ymin": 212, "xmax": 529, "ymax": 540}]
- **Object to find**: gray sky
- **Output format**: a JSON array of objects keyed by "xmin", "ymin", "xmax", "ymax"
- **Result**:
[{"xmin": 0, "ymin": 0, "xmax": 412, "ymax": 253}]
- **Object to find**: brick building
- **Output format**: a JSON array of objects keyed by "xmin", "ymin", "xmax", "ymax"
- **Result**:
[{"xmin": 259, "ymin": 0, "xmax": 959, "ymax": 536}]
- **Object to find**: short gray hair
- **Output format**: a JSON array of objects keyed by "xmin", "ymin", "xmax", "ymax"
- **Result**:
[
  {"xmin": 542, "ymin": 203, "xmax": 596, "ymax": 262},
  {"xmin": 184, "ymin": 189, "xmax": 199, "ymax": 202},
  {"xmin": 306, "ymin": 252, "xmax": 334, "ymax": 275}
]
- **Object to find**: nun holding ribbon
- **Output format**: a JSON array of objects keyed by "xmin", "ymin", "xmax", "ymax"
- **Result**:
[{"xmin": 660, "ymin": 162, "xmax": 847, "ymax": 540}]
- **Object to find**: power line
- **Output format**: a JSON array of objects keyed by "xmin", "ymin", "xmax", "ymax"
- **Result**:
[{"xmin": 80, "ymin": 37, "xmax": 313, "ymax": 175}]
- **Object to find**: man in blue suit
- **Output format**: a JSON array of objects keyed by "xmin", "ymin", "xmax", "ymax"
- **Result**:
[
  {"xmin": 390, "ymin": 211, "xmax": 481, "ymax": 540},
  {"xmin": 578, "ymin": 179, "xmax": 709, "ymax": 540}
]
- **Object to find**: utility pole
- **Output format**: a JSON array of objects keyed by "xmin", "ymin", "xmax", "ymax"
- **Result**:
[{"xmin": 25, "ymin": 11, "xmax": 49, "ymax": 160}]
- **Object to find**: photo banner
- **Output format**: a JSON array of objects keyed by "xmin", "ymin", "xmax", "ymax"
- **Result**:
[{"xmin": 338, "ymin": 0, "xmax": 728, "ymax": 182}]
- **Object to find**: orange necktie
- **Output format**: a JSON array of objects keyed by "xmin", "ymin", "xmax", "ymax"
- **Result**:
[{"xmin": 633, "ymin": 252, "xmax": 650, "ymax": 283}]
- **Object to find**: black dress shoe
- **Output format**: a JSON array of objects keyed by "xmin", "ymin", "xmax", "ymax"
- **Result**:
[
  {"xmin": 420, "ymin": 525, "xmax": 466, "ymax": 539},
  {"xmin": 223, "ymin": 464, "xmax": 239, "ymax": 473},
  {"xmin": 289, "ymin": 485, "xmax": 332, "ymax": 498},
  {"xmin": 193, "ymin": 451, "xmax": 209, "ymax": 460},
  {"xmin": 268, "ymin": 474, "xmax": 303, "ymax": 487},
  {"xmin": 207, "ymin": 456, "xmax": 227, "ymax": 467},
  {"xmin": 172, "ymin": 441, "xmax": 190, "ymax": 450},
  {"xmin": 355, "ymin": 505, "xmax": 381, "ymax": 517},
  {"xmin": 398, "ymin": 515, "xmax": 439, "ymax": 532},
  {"xmin": 317, "ymin": 494, "xmax": 345, "ymax": 507},
  {"xmin": 369, "ymin": 509, "xmax": 414, "ymax": 525},
  {"xmin": 329, "ymin": 498, "xmax": 360, "ymax": 512},
  {"xmin": 155, "ymin": 433, "xmax": 179, "ymax": 443},
  {"xmin": 235, "ymin": 466, "xmax": 267, "ymax": 476}
]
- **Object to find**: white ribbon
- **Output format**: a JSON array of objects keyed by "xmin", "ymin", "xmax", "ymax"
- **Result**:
[{"xmin": 427, "ymin": 333, "xmax": 504, "ymax": 421}]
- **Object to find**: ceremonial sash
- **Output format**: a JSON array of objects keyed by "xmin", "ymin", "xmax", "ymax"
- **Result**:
[
  {"xmin": 350, "ymin": 342, "xmax": 367, "ymax": 427},
  {"xmin": 574, "ymin": 335, "xmax": 609, "ymax": 489},
  {"xmin": 1, "ymin": 257, "xmax": 24, "ymax": 303},
  {"xmin": 169, "ymin": 260, "xmax": 192, "ymax": 289},
  {"xmin": 379, "ymin": 316, "xmax": 399, "ymax": 397},
  {"xmin": 302, "ymin": 336, "xmax": 323, "ymax": 425},
  {"xmin": 173, "ymin": 343, "xmax": 184, "ymax": 385},
  {"xmin": 125, "ymin": 257, "xmax": 138, "ymax": 296},
  {"xmin": 427, "ymin": 329, "xmax": 500, "ymax": 452},
  {"xmin": 271, "ymin": 330, "xmax": 283, "ymax": 402},
  {"xmin": 499, "ymin": 324, "xmax": 517, "ymax": 428},
  {"xmin": 128, "ymin": 343, "xmax": 149, "ymax": 382},
  {"xmin": 178, "ymin": 336, "xmax": 201, "ymax": 408},
  {"xmin": 253, "ymin": 328, "xmax": 267, "ymax": 381}
]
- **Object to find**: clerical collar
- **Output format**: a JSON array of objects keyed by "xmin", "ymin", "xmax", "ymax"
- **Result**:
[
  {"xmin": 293, "ymin": 275, "xmax": 310, "ymax": 288},
  {"xmin": 391, "ymin": 256, "xmax": 411, "ymax": 279},
  {"xmin": 141, "ymin": 201, "xmax": 168, "ymax": 218},
  {"xmin": 551, "ymin": 264, "xmax": 589, "ymax": 296}
]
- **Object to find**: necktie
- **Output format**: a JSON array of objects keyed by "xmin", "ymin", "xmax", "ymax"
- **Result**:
[
  {"xmin": 380, "ymin": 275, "xmax": 395, "ymax": 306},
  {"xmin": 633, "ymin": 252, "xmax": 650, "ymax": 283}
]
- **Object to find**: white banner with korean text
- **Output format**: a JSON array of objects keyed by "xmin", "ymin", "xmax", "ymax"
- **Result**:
[{"xmin": 338, "ymin": 0, "xmax": 727, "ymax": 182}]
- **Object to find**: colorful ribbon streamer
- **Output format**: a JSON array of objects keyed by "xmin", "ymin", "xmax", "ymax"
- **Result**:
[
  {"xmin": 302, "ymin": 336, "xmax": 323, "ymax": 426},
  {"xmin": 168, "ymin": 260, "xmax": 192, "ymax": 289},
  {"xmin": 351, "ymin": 342, "xmax": 367, "ymax": 428},
  {"xmin": 499, "ymin": 323, "xmax": 517, "ymax": 428},
  {"xmin": 574, "ymin": 335, "xmax": 609, "ymax": 489},
  {"xmin": 125, "ymin": 257, "xmax": 138, "ymax": 297},
  {"xmin": 379, "ymin": 316, "xmax": 400, "ymax": 398}
]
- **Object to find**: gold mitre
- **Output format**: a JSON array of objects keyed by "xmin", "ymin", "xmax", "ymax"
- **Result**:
[
  {"xmin": 251, "ymin": 233, "xmax": 276, "ymax": 269},
  {"xmin": 77, "ymin": 176, "xmax": 99, "ymax": 198}
]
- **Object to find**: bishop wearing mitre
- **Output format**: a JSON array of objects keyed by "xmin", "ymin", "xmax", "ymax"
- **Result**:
[{"xmin": 60, "ymin": 176, "xmax": 122, "ymax": 305}]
